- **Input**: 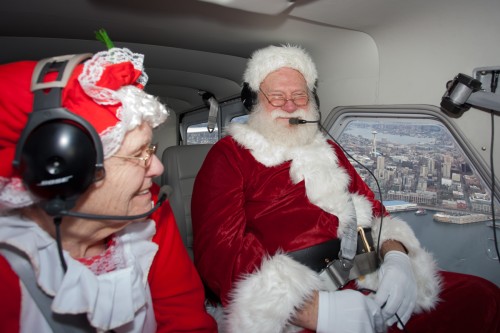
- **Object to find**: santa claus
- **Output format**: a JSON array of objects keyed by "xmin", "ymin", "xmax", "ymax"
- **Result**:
[{"xmin": 192, "ymin": 44, "xmax": 500, "ymax": 333}]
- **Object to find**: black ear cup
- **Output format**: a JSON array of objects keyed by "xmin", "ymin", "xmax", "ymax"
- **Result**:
[
  {"xmin": 12, "ymin": 54, "xmax": 105, "ymax": 215},
  {"xmin": 312, "ymin": 88, "xmax": 320, "ymax": 109},
  {"xmin": 14, "ymin": 108, "xmax": 105, "ymax": 215},
  {"xmin": 18, "ymin": 120, "xmax": 98, "ymax": 202},
  {"xmin": 240, "ymin": 82, "xmax": 258, "ymax": 112}
]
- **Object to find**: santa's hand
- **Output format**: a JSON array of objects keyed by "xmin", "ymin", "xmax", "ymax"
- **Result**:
[
  {"xmin": 375, "ymin": 251, "xmax": 417, "ymax": 328},
  {"xmin": 317, "ymin": 289, "xmax": 386, "ymax": 333}
]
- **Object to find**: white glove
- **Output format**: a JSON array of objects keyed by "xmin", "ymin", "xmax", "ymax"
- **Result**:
[
  {"xmin": 375, "ymin": 251, "xmax": 417, "ymax": 329},
  {"xmin": 317, "ymin": 289, "xmax": 386, "ymax": 333}
]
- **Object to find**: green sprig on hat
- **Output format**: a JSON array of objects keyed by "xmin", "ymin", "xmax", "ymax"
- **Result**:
[{"xmin": 95, "ymin": 28, "xmax": 115, "ymax": 49}]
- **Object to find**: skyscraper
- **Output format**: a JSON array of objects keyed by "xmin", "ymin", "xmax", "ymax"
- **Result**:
[{"xmin": 372, "ymin": 130, "xmax": 378, "ymax": 156}]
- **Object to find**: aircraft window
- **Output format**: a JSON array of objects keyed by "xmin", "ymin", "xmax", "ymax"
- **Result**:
[
  {"xmin": 333, "ymin": 116, "xmax": 499, "ymax": 283},
  {"xmin": 186, "ymin": 122, "xmax": 218, "ymax": 144},
  {"xmin": 334, "ymin": 118, "xmax": 497, "ymax": 214},
  {"xmin": 230, "ymin": 114, "xmax": 249, "ymax": 124}
]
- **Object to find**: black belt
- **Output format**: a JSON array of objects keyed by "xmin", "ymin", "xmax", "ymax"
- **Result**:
[{"xmin": 288, "ymin": 228, "xmax": 375, "ymax": 273}]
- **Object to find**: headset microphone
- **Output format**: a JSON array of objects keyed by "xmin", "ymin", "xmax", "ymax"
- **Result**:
[
  {"xmin": 289, "ymin": 118, "xmax": 320, "ymax": 125},
  {"xmin": 59, "ymin": 185, "xmax": 172, "ymax": 221}
]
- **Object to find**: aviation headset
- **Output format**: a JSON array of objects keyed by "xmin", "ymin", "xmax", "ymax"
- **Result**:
[
  {"xmin": 240, "ymin": 81, "xmax": 320, "ymax": 112},
  {"xmin": 12, "ymin": 54, "xmax": 105, "ymax": 216}
]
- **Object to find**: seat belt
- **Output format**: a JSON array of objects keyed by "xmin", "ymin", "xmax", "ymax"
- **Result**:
[
  {"xmin": 0, "ymin": 245, "xmax": 94, "ymax": 333},
  {"xmin": 319, "ymin": 197, "xmax": 379, "ymax": 290},
  {"xmin": 201, "ymin": 91, "xmax": 220, "ymax": 133}
]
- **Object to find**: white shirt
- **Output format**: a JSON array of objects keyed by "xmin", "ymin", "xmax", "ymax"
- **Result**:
[{"xmin": 0, "ymin": 213, "xmax": 159, "ymax": 332}]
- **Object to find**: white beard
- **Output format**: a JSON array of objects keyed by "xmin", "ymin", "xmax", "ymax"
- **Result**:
[{"xmin": 247, "ymin": 103, "xmax": 320, "ymax": 148}]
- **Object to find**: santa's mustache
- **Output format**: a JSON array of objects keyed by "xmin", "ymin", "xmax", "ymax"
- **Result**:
[{"xmin": 269, "ymin": 108, "xmax": 317, "ymax": 122}]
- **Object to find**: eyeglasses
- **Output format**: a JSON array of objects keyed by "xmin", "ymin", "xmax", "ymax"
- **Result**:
[
  {"xmin": 259, "ymin": 88, "xmax": 309, "ymax": 107},
  {"xmin": 112, "ymin": 144, "xmax": 157, "ymax": 168}
]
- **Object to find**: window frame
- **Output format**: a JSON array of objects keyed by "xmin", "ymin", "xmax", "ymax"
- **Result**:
[{"xmin": 179, "ymin": 98, "xmax": 245, "ymax": 144}]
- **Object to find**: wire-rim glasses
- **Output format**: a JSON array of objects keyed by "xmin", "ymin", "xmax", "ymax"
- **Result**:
[
  {"xmin": 259, "ymin": 88, "xmax": 309, "ymax": 107},
  {"xmin": 112, "ymin": 143, "xmax": 157, "ymax": 167}
]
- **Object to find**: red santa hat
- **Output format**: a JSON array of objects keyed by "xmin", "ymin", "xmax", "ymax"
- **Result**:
[
  {"xmin": 0, "ymin": 48, "xmax": 169, "ymax": 211},
  {"xmin": 243, "ymin": 44, "xmax": 318, "ymax": 91}
]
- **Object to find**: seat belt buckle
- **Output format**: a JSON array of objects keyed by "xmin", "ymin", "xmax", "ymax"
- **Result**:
[
  {"xmin": 319, "ymin": 256, "xmax": 352, "ymax": 291},
  {"xmin": 319, "ymin": 229, "xmax": 379, "ymax": 291}
]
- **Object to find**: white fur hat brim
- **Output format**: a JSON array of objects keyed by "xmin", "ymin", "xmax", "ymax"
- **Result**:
[{"xmin": 243, "ymin": 44, "xmax": 318, "ymax": 91}]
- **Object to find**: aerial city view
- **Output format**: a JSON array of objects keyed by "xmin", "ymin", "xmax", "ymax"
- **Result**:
[{"xmin": 337, "ymin": 119, "xmax": 498, "ymax": 225}]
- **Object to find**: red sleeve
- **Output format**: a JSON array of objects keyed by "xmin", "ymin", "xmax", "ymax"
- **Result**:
[
  {"xmin": 148, "ymin": 184, "xmax": 217, "ymax": 333},
  {"xmin": 191, "ymin": 139, "xmax": 268, "ymax": 305},
  {"xmin": 0, "ymin": 253, "xmax": 22, "ymax": 332}
]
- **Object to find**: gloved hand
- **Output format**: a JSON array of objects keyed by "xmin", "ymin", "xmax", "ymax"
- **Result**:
[
  {"xmin": 375, "ymin": 251, "xmax": 417, "ymax": 329},
  {"xmin": 317, "ymin": 289, "xmax": 386, "ymax": 333}
]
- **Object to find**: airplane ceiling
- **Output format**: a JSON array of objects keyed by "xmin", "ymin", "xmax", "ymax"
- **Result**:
[{"xmin": 0, "ymin": 0, "xmax": 483, "ymax": 113}]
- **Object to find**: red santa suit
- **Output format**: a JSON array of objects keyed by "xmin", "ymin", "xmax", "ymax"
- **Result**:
[
  {"xmin": 0, "ymin": 184, "xmax": 217, "ymax": 333},
  {"xmin": 192, "ymin": 122, "xmax": 500, "ymax": 332}
]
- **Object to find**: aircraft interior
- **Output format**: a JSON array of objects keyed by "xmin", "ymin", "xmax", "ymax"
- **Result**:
[{"xmin": 1, "ymin": 0, "xmax": 499, "ymax": 291}]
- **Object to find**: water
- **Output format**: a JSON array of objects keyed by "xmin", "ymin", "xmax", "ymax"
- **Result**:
[
  {"xmin": 392, "ymin": 210, "xmax": 500, "ymax": 286},
  {"xmin": 344, "ymin": 127, "xmax": 437, "ymax": 145}
]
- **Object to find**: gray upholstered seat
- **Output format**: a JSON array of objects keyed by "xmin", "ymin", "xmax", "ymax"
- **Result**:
[{"xmin": 161, "ymin": 144, "xmax": 213, "ymax": 259}]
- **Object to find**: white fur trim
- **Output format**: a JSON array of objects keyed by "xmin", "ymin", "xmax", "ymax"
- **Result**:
[
  {"xmin": 227, "ymin": 123, "xmax": 290, "ymax": 167},
  {"xmin": 225, "ymin": 254, "xmax": 321, "ymax": 333},
  {"xmin": 243, "ymin": 45, "xmax": 318, "ymax": 91}
]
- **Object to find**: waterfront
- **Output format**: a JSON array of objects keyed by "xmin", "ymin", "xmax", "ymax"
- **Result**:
[{"xmin": 392, "ymin": 210, "xmax": 500, "ymax": 286}]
